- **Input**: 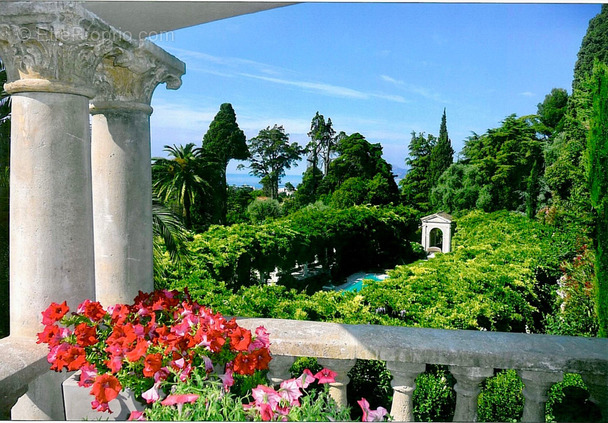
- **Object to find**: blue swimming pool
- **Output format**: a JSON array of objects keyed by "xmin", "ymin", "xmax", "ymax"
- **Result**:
[{"xmin": 335, "ymin": 272, "xmax": 388, "ymax": 292}]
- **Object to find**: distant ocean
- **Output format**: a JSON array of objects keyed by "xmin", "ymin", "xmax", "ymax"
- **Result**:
[
  {"xmin": 226, "ymin": 173, "xmax": 303, "ymax": 189},
  {"xmin": 226, "ymin": 170, "xmax": 404, "ymax": 190}
]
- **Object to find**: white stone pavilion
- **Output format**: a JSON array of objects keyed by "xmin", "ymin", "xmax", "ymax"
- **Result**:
[
  {"xmin": 421, "ymin": 212, "xmax": 453, "ymax": 254},
  {"xmin": 0, "ymin": 2, "xmax": 606, "ymax": 422}
]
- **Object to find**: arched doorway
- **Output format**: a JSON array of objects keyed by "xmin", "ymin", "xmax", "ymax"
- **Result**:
[{"xmin": 429, "ymin": 227, "xmax": 443, "ymax": 250}]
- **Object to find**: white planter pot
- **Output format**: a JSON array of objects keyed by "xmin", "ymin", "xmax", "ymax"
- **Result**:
[{"xmin": 62, "ymin": 372, "xmax": 145, "ymax": 420}]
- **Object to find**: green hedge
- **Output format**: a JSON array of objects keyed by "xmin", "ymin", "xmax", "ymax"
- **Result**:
[{"xmin": 157, "ymin": 204, "xmax": 421, "ymax": 291}]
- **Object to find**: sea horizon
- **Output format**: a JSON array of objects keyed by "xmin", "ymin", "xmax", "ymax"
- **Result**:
[{"xmin": 226, "ymin": 173, "xmax": 303, "ymax": 189}]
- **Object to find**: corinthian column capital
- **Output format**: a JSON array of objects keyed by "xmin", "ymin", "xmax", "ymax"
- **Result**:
[
  {"xmin": 91, "ymin": 40, "xmax": 185, "ymax": 114},
  {"xmin": 0, "ymin": 1, "xmax": 127, "ymax": 98}
]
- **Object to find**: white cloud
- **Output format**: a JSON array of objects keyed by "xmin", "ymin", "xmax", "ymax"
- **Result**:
[
  {"xmin": 241, "ymin": 73, "xmax": 406, "ymax": 103},
  {"xmin": 167, "ymin": 46, "xmax": 407, "ymax": 104},
  {"xmin": 150, "ymin": 100, "xmax": 217, "ymax": 130},
  {"xmin": 381, "ymin": 74, "xmax": 449, "ymax": 104},
  {"xmin": 381, "ymin": 74, "xmax": 404, "ymax": 85},
  {"xmin": 165, "ymin": 47, "xmax": 286, "ymax": 76},
  {"xmin": 519, "ymin": 91, "xmax": 535, "ymax": 97}
]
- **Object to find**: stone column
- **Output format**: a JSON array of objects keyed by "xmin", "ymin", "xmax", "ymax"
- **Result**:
[
  {"xmin": 90, "ymin": 45, "xmax": 184, "ymax": 307},
  {"xmin": 449, "ymin": 365, "xmax": 494, "ymax": 422},
  {"xmin": 267, "ymin": 355, "xmax": 295, "ymax": 386},
  {"xmin": 518, "ymin": 370, "xmax": 563, "ymax": 423},
  {"xmin": 386, "ymin": 361, "xmax": 426, "ymax": 422},
  {"xmin": 0, "ymin": 2, "xmax": 117, "ymax": 337}
]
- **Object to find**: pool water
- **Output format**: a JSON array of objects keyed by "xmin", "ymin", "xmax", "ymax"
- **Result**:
[{"xmin": 336, "ymin": 272, "xmax": 388, "ymax": 292}]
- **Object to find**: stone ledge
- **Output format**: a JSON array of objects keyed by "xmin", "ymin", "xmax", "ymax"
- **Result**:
[
  {"xmin": 237, "ymin": 318, "xmax": 608, "ymax": 376},
  {"xmin": 0, "ymin": 336, "xmax": 50, "ymax": 418}
]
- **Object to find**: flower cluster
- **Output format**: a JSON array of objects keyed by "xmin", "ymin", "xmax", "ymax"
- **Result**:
[
  {"xmin": 37, "ymin": 289, "xmax": 271, "ymax": 414},
  {"xmin": 244, "ymin": 368, "xmax": 387, "ymax": 422}
]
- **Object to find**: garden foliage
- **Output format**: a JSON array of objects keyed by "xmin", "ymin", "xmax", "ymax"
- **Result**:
[
  {"xmin": 159, "ymin": 208, "xmax": 598, "ymax": 421},
  {"xmin": 157, "ymin": 204, "xmax": 420, "ymax": 292}
]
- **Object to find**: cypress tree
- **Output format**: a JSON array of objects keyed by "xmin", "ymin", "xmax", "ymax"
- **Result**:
[
  {"xmin": 201, "ymin": 103, "xmax": 248, "ymax": 225},
  {"xmin": 573, "ymin": 5, "xmax": 608, "ymax": 92},
  {"xmin": 429, "ymin": 109, "xmax": 454, "ymax": 188},
  {"xmin": 587, "ymin": 61, "xmax": 608, "ymax": 337}
]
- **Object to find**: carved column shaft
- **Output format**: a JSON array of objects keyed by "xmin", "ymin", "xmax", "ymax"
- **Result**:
[
  {"xmin": 449, "ymin": 365, "xmax": 494, "ymax": 422},
  {"xmin": 386, "ymin": 361, "xmax": 426, "ymax": 422},
  {"xmin": 90, "ymin": 46, "xmax": 184, "ymax": 306},
  {"xmin": 0, "ymin": 2, "xmax": 120, "ymax": 336},
  {"xmin": 518, "ymin": 370, "xmax": 563, "ymax": 423},
  {"xmin": 317, "ymin": 358, "xmax": 356, "ymax": 407},
  {"xmin": 90, "ymin": 107, "xmax": 154, "ymax": 305},
  {"xmin": 267, "ymin": 355, "xmax": 295, "ymax": 386}
]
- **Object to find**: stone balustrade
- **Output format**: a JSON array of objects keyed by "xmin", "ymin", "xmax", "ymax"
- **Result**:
[
  {"xmin": 237, "ymin": 318, "xmax": 608, "ymax": 422},
  {"xmin": 2, "ymin": 319, "xmax": 607, "ymax": 420}
]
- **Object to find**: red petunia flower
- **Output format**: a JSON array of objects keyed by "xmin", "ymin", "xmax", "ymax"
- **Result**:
[
  {"xmin": 65, "ymin": 346, "xmax": 88, "ymax": 371},
  {"xmin": 143, "ymin": 353, "xmax": 163, "ymax": 377},
  {"xmin": 74, "ymin": 322, "xmax": 98, "ymax": 347},
  {"xmin": 36, "ymin": 324, "xmax": 69, "ymax": 347},
  {"xmin": 48, "ymin": 343, "xmax": 71, "ymax": 371},
  {"xmin": 229, "ymin": 327, "xmax": 252, "ymax": 352},
  {"xmin": 83, "ymin": 301, "xmax": 106, "ymax": 321},
  {"xmin": 125, "ymin": 338, "xmax": 148, "ymax": 362},
  {"xmin": 254, "ymin": 348, "xmax": 272, "ymax": 370},
  {"xmin": 90, "ymin": 374, "xmax": 122, "ymax": 412},
  {"xmin": 41, "ymin": 301, "xmax": 69, "ymax": 325},
  {"xmin": 233, "ymin": 352, "xmax": 258, "ymax": 376}
]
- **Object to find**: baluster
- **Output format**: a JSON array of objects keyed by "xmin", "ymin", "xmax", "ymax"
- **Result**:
[
  {"xmin": 268, "ymin": 355, "xmax": 295, "ymax": 386},
  {"xmin": 386, "ymin": 361, "xmax": 426, "ymax": 422},
  {"xmin": 317, "ymin": 358, "xmax": 356, "ymax": 407},
  {"xmin": 518, "ymin": 370, "xmax": 562, "ymax": 423},
  {"xmin": 449, "ymin": 365, "xmax": 494, "ymax": 422},
  {"xmin": 581, "ymin": 372, "xmax": 608, "ymax": 422}
]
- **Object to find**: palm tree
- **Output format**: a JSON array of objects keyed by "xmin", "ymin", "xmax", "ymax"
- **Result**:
[
  {"xmin": 152, "ymin": 143, "xmax": 209, "ymax": 229},
  {"xmin": 152, "ymin": 197, "xmax": 190, "ymax": 287}
]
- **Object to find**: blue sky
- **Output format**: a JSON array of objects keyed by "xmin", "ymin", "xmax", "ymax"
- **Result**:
[{"xmin": 149, "ymin": 2, "xmax": 602, "ymax": 181}]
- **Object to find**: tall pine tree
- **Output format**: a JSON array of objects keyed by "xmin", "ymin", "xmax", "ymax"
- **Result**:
[
  {"xmin": 400, "ymin": 131, "xmax": 436, "ymax": 211},
  {"xmin": 429, "ymin": 109, "xmax": 454, "ymax": 188}
]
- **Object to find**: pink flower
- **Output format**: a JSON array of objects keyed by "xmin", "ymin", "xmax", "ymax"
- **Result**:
[
  {"xmin": 259, "ymin": 403, "xmax": 274, "ymax": 421},
  {"xmin": 219, "ymin": 367, "xmax": 234, "ymax": 390},
  {"xmin": 296, "ymin": 369, "xmax": 316, "ymax": 389},
  {"xmin": 179, "ymin": 363, "xmax": 192, "ymax": 382},
  {"xmin": 202, "ymin": 355, "xmax": 214, "ymax": 373},
  {"xmin": 160, "ymin": 394, "xmax": 199, "ymax": 406},
  {"xmin": 142, "ymin": 383, "xmax": 161, "ymax": 403},
  {"xmin": 91, "ymin": 400, "xmax": 110, "ymax": 413},
  {"xmin": 78, "ymin": 364, "xmax": 97, "ymax": 388},
  {"xmin": 249, "ymin": 326, "xmax": 271, "ymax": 351},
  {"xmin": 279, "ymin": 378, "xmax": 302, "ymax": 405},
  {"xmin": 128, "ymin": 410, "xmax": 146, "ymax": 421},
  {"xmin": 251, "ymin": 384, "xmax": 281, "ymax": 409},
  {"xmin": 358, "ymin": 398, "xmax": 388, "ymax": 422},
  {"xmin": 314, "ymin": 368, "xmax": 337, "ymax": 384},
  {"xmin": 153, "ymin": 367, "xmax": 170, "ymax": 383}
]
